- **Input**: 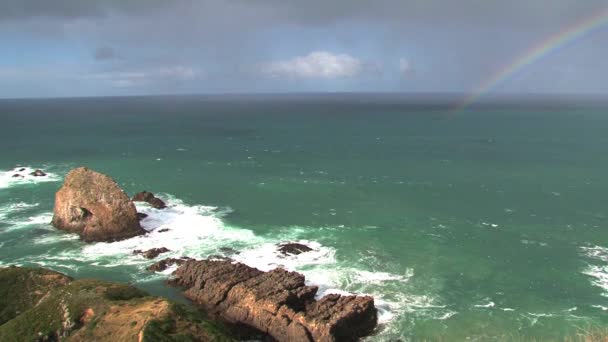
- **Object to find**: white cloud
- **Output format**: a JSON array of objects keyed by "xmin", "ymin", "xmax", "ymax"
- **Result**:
[
  {"xmin": 262, "ymin": 51, "xmax": 363, "ymax": 79},
  {"xmin": 399, "ymin": 58, "xmax": 412, "ymax": 75},
  {"xmin": 88, "ymin": 66, "xmax": 202, "ymax": 87}
]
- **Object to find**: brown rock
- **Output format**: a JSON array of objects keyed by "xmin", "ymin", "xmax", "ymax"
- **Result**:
[
  {"xmin": 278, "ymin": 243, "xmax": 313, "ymax": 256},
  {"xmin": 170, "ymin": 259, "xmax": 378, "ymax": 342},
  {"xmin": 132, "ymin": 191, "xmax": 166, "ymax": 209},
  {"xmin": 30, "ymin": 169, "xmax": 46, "ymax": 177},
  {"xmin": 147, "ymin": 257, "xmax": 191, "ymax": 272},
  {"xmin": 51, "ymin": 167, "xmax": 145, "ymax": 242},
  {"xmin": 133, "ymin": 247, "xmax": 170, "ymax": 259}
]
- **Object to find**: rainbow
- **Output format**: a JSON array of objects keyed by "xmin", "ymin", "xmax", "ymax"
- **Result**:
[{"xmin": 456, "ymin": 9, "xmax": 608, "ymax": 111}]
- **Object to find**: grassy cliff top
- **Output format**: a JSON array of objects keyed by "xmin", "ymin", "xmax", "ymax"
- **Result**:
[{"xmin": 0, "ymin": 267, "xmax": 234, "ymax": 342}]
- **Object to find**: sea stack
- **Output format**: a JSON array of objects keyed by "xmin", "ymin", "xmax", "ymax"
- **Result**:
[
  {"xmin": 170, "ymin": 259, "xmax": 378, "ymax": 341},
  {"xmin": 52, "ymin": 167, "xmax": 145, "ymax": 242}
]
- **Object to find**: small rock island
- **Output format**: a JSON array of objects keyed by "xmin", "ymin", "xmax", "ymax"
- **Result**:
[{"xmin": 51, "ymin": 167, "xmax": 145, "ymax": 242}]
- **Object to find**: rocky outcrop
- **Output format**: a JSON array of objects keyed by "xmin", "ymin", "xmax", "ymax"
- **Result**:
[
  {"xmin": 0, "ymin": 267, "xmax": 235, "ymax": 341},
  {"xmin": 132, "ymin": 191, "xmax": 167, "ymax": 209},
  {"xmin": 51, "ymin": 167, "xmax": 145, "ymax": 242},
  {"xmin": 137, "ymin": 212, "xmax": 148, "ymax": 221},
  {"xmin": 278, "ymin": 243, "xmax": 313, "ymax": 255},
  {"xmin": 170, "ymin": 259, "xmax": 378, "ymax": 342},
  {"xmin": 133, "ymin": 247, "xmax": 170, "ymax": 259},
  {"xmin": 30, "ymin": 169, "xmax": 46, "ymax": 177},
  {"xmin": 147, "ymin": 257, "xmax": 192, "ymax": 272}
]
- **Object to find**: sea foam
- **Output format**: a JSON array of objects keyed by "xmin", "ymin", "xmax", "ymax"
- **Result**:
[
  {"xmin": 0, "ymin": 202, "xmax": 39, "ymax": 221},
  {"xmin": 0, "ymin": 166, "xmax": 61, "ymax": 189},
  {"xmin": 581, "ymin": 245, "xmax": 608, "ymax": 297}
]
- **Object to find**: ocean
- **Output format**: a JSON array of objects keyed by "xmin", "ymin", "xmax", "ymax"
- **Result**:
[{"xmin": 0, "ymin": 94, "xmax": 607, "ymax": 340}]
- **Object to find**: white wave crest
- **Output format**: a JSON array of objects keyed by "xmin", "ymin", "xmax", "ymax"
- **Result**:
[
  {"xmin": 581, "ymin": 245, "xmax": 608, "ymax": 296},
  {"xmin": 0, "ymin": 202, "xmax": 39, "ymax": 221},
  {"xmin": 0, "ymin": 166, "xmax": 61, "ymax": 189}
]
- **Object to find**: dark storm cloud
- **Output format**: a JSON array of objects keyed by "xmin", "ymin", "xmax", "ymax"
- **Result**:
[
  {"xmin": 0, "ymin": 0, "xmax": 170, "ymax": 21},
  {"xmin": 2, "ymin": 0, "xmax": 606, "ymax": 27},
  {"xmin": 1, "ymin": 0, "xmax": 607, "ymax": 96}
]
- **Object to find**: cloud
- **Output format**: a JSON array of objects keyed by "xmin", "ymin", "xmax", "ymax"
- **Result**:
[
  {"xmin": 2, "ymin": 0, "xmax": 608, "ymax": 97},
  {"xmin": 94, "ymin": 46, "xmax": 118, "ymax": 60},
  {"xmin": 399, "ymin": 58, "xmax": 413, "ymax": 75},
  {"xmin": 88, "ymin": 66, "xmax": 202, "ymax": 87},
  {"xmin": 262, "ymin": 51, "xmax": 363, "ymax": 79}
]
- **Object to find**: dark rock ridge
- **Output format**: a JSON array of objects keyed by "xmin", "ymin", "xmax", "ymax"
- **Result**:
[
  {"xmin": 133, "ymin": 247, "xmax": 170, "ymax": 259},
  {"xmin": 278, "ymin": 242, "xmax": 313, "ymax": 255},
  {"xmin": 136, "ymin": 212, "xmax": 148, "ymax": 221},
  {"xmin": 51, "ymin": 167, "xmax": 145, "ymax": 242},
  {"xmin": 170, "ymin": 259, "xmax": 378, "ymax": 342},
  {"xmin": 30, "ymin": 169, "xmax": 46, "ymax": 177},
  {"xmin": 11, "ymin": 174, "xmax": 22, "ymax": 178},
  {"xmin": 148, "ymin": 257, "xmax": 192, "ymax": 272},
  {"xmin": 132, "ymin": 191, "xmax": 167, "ymax": 209},
  {"xmin": 158, "ymin": 228, "xmax": 171, "ymax": 233}
]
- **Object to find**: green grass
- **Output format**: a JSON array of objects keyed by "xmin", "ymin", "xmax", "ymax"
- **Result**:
[{"xmin": 0, "ymin": 267, "xmax": 235, "ymax": 342}]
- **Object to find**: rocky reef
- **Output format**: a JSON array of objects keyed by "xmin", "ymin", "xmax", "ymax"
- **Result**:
[
  {"xmin": 170, "ymin": 259, "xmax": 378, "ymax": 342},
  {"xmin": 51, "ymin": 167, "xmax": 145, "ymax": 242},
  {"xmin": 43, "ymin": 167, "xmax": 379, "ymax": 341},
  {"xmin": 134, "ymin": 247, "xmax": 171, "ymax": 259},
  {"xmin": 0, "ymin": 266, "xmax": 234, "ymax": 342},
  {"xmin": 132, "ymin": 191, "xmax": 167, "ymax": 209}
]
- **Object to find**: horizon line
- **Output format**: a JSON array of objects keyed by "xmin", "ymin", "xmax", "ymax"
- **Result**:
[{"xmin": 1, "ymin": 91, "xmax": 608, "ymax": 101}]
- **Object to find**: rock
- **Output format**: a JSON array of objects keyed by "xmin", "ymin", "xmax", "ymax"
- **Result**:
[
  {"xmin": 170, "ymin": 259, "xmax": 378, "ymax": 342},
  {"xmin": 157, "ymin": 228, "xmax": 170, "ymax": 233},
  {"xmin": 147, "ymin": 257, "xmax": 191, "ymax": 272},
  {"xmin": 278, "ymin": 242, "xmax": 313, "ymax": 255},
  {"xmin": 11, "ymin": 174, "xmax": 22, "ymax": 178},
  {"xmin": 133, "ymin": 247, "xmax": 170, "ymax": 259},
  {"xmin": 132, "ymin": 191, "xmax": 167, "ymax": 209},
  {"xmin": 51, "ymin": 167, "xmax": 145, "ymax": 242},
  {"xmin": 30, "ymin": 169, "xmax": 46, "ymax": 177},
  {"xmin": 137, "ymin": 212, "xmax": 148, "ymax": 221},
  {"xmin": 18, "ymin": 168, "xmax": 26, "ymax": 172}
]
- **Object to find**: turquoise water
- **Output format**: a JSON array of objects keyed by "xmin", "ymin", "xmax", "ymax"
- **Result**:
[{"xmin": 1, "ymin": 95, "xmax": 607, "ymax": 340}]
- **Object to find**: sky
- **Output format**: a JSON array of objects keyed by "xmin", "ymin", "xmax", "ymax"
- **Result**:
[{"xmin": 0, "ymin": 0, "xmax": 607, "ymax": 98}]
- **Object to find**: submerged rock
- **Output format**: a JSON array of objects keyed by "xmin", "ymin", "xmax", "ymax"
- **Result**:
[
  {"xmin": 30, "ymin": 169, "xmax": 46, "ymax": 177},
  {"xmin": 157, "ymin": 228, "xmax": 171, "ymax": 233},
  {"xmin": 132, "ymin": 191, "xmax": 167, "ymax": 209},
  {"xmin": 11, "ymin": 174, "xmax": 22, "ymax": 178},
  {"xmin": 51, "ymin": 167, "xmax": 145, "ymax": 242},
  {"xmin": 136, "ymin": 212, "xmax": 148, "ymax": 221},
  {"xmin": 278, "ymin": 242, "xmax": 313, "ymax": 255},
  {"xmin": 170, "ymin": 259, "xmax": 378, "ymax": 342},
  {"xmin": 219, "ymin": 246, "xmax": 239, "ymax": 255},
  {"xmin": 133, "ymin": 247, "xmax": 170, "ymax": 259},
  {"xmin": 147, "ymin": 257, "xmax": 192, "ymax": 272}
]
